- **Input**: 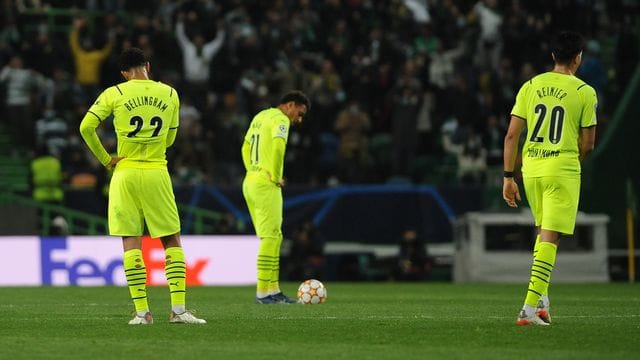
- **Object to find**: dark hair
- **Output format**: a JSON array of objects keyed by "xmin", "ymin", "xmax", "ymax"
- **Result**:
[
  {"xmin": 279, "ymin": 90, "xmax": 311, "ymax": 110},
  {"xmin": 119, "ymin": 47, "xmax": 147, "ymax": 71},
  {"xmin": 551, "ymin": 31, "xmax": 585, "ymax": 65}
]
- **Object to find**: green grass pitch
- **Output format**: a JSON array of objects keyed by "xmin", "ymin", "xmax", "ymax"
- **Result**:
[{"xmin": 1, "ymin": 283, "xmax": 639, "ymax": 359}]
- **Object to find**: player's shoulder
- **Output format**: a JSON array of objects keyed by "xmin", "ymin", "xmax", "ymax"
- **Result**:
[
  {"xmin": 147, "ymin": 80, "xmax": 179, "ymax": 98},
  {"xmin": 527, "ymin": 72, "xmax": 555, "ymax": 85},
  {"xmin": 154, "ymin": 80, "xmax": 177, "ymax": 92},
  {"xmin": 95, "ymin": 83, "xmax": 126, "ymax": 101},
  {"xmin": 258, "ymin": 107, "xmax": 288, "ymax": 123},
  {"xmin": 163, "ymin": 81, "xmax": 180, "ymax": 102},
  {"xmin": 517, "ymin": 74, "xmax": 541, "ymax": 91},
  {"xmin": 573, "ymin": 76, "xmax": 596, "ymax": 94}
]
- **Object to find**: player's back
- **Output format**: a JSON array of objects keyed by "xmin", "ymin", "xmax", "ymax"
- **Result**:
[
  {"xmin": 94, "ymin": 79, "xmax": 179, "ymax": 169},
  {"xmin": 513, "ymin": 72, "xmax": 597, "ymax": 177},
  {"xmin": 243, "ymin": 108, "xmax": 289, "ymax": 175}
]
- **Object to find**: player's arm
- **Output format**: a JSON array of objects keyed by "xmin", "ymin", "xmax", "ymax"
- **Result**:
[
  {"xmin": 166, "ymin": 128, "xmax": 178, "ymax": 147},
  {"xmin": 166, "ymin": 89, "xmax": 180, "ymax": 148},
  {"xmin": 270, "ymin": 138, "xmax": 286, "ymax": 185},
  {"xmin": 578, "ymin": 86, "xmax": 598, "ymax": 162},
  {"xmin": 174, "ymin": 18, "xmax": 191, "ymax": 50},
  {"xmin": 241, "ymin": 139, "xmax": 251, "ymax": 171},
  {"xmin": 503, "ymin": 115, "xmax": 525, "ymax": 173},
  {"xmin": 202, "ymin": 24, "xmax": 225, "ymax": 60},
  {"xmin": 166, "ymin": 101, "xmax": 179, "ymax": 148},
  {"xmin": 96, "ymin": 35, "xmax": 114, "ymax": 60},
  {"xmin": 69, "ymin": 17, "xmax": 85, "ymax": 55},
  {"xmin": 503, "ymin": 115, "xmax": 526, "ymax": 207},
  {"xmin": 579, "ymin": 126, "xmax": 596, "ymax": 162},
  {"xmin": 79, "ymin": 89, "xmax": 123, "ymax": 170},
  {"xmin": 79, "ymin": 112, "xmax": 115, "ymax": 168},
  {"xmin": 268, "ymin": 118, "xmax": 290, "ymax": 186}
]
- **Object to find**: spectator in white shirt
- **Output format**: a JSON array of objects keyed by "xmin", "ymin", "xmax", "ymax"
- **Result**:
[{"xmin": 175, "ymin": 12, "xmax": 225, "ymax": 108}]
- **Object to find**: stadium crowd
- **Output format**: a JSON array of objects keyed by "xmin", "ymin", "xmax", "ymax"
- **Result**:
[{"xmin": 1, "ymin": 0, "xmax": 638, "ymax": 190}]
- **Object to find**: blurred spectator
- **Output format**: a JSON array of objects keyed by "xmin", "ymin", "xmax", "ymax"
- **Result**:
[
  {"xmin": 173, "ymin": 96, "xmax": 207, "ymax": 186},
  {"xmin": 23, "ymin": 25, "xmax": 63, "ymax": 78},
  {"xmin": 30, "ymin": 144, "xmax": 68, "ymax": 235},
  {"xmin": 393, "ymin": 228, "xmax": 430, "ymax": 281},
  {"xmin": 334, "ymin": 99, "xmax": 371, "ymax": 183},
  {"xmin": 577, "ymin": 39, "xmax": 607, "ymax": 109},
  {"xmin": 471, "ymin": 0, "xmax": 503, "ymax": 71},
  {"xmin": 68, "ymin": 16, "xmax": 113, "ymax": 103},
  {"xmin": 0, "ymin": 54, "xmax": 47, "ymax": 152},
  {"xmin": 481, "ymin": 114, "xmax": 504, "ymax": 166},
  {"xmin": 35, "ymin": 108, "xmax": 68, "ymax": 158},
  {"xmin": 60, "ymin": 136, "xmax": 95, "ymax": 186},
  {"xmin": 308, "ymin": 59, "xmax": 345, "ymax": 134},
  {"xmin": 174, "ymin": 11, "xmax": 225, "ymax": 109},
  {"xmin": 428, "ymin": 39, "xmax": 465, "ymax": 126},
  {"xmin": 211, "ymin": 92, "xmax": 244, "ymax": 186},
  {"xmin": 50, "ymin": 66, "xmax": 80, "ymax": 120},
  {"xmin": 390, "ymin": 59, "xmax": 422, "ymax": 176},
  {"xmin": 30, "ymin": 145, "xmax": 63, "ymax": 205},
  {"xmin": 456, "ymin": 127, "xmax": 487, "ymax": 185},
  {"xmin": 286, "ymin": 220, "xmax": 325, "ymax": 281}
]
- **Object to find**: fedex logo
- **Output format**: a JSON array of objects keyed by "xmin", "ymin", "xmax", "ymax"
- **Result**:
[
  {"xmin": 138, "ymin": 236, "xmax": 208, "ymax": 286},
  {"xmin": 40, "ymin": 236, "xmax": 208, "ymax": 286}
]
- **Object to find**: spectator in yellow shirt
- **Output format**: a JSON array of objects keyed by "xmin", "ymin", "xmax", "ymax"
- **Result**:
[{"xmin": 69, "ymin": 16, "xmax": 113, "ymax": 101}]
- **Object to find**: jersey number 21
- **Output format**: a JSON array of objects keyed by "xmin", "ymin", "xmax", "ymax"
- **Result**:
[{"xmin": 249, "ymin": 134, "xmax": 260, "ymax": 164}]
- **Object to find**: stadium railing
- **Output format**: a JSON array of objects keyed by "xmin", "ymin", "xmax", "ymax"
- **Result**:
[{"xmin": 0, "ymin": 191, "xmax": 107, "ymax": 235}]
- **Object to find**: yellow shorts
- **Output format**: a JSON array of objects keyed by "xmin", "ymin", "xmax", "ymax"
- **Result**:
[
  {"xmin": 108, "ymin": 167, "xmax": 180, "ymax": 238},
  {"xmin": 523, "ymin": 175, "xmax": 581, "ymax": 235},
  {"xmin": 242, "ymin": 174, "xmax": 282, "ymax": 239}
]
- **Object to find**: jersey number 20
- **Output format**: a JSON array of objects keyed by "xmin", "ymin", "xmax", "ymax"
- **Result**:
[{"xmin": 530, "ymin": 104, "xmax": 564, "ymax": 144}]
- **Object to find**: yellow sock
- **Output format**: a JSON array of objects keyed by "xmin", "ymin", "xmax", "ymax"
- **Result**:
[
  {"xmin": 257, "ymin": 237, "xmax": 278, "ymax": 298},
  {"xmin": 124, "ymin": 249, "xmax": 149, "ymax": 314},
  {"xmin": 524, "ymin": 242, "xmax": 557, "ymax": 307},
  {"xmin": 268, "ymin": 235, "xmax": 283, "ymax": 295},
  {"xmin": 165, "ymin": 247, "xmax": 186, "ymax": 313},
  {"xmin": 533, "ymin": 234, "xmax": 550, "ymax": 296}
]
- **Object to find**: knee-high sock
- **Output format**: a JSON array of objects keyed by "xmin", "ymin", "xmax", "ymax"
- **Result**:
[
  {"xmin": 525, "ymin": 242, "xmax": 557, "ymax": 307},
  {"xmin": 165, "ymin": 247, "xmax": 186, "ymax": 314},
  {"xmin": 257, "ymin": 237, "xmax": 279, "ymax": 298},
  {"xmin": 268, "ymin": 235, "xmax": 283, "ymax": 295},
  {"xmin": 532, "ymin": 234, "xmax": 549, "ymax": 299},
  {"xmin": 124, "ymin": 249, "xmax": 149, "ymax": 314}
]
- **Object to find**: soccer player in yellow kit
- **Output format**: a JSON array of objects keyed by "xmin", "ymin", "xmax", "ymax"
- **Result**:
[
  {"xmin": 242, "ymin": 91, "xmax": 310, "ymax": 304},
  {"xmin": 503, "ymin": 32, "xmax": 597, "ymax": 325},
  {"xmin": 79, "ymin": 47, "xmax": 205, "ymax": 324}
]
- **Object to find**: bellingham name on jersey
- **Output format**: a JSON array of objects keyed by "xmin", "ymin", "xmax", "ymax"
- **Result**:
[{"xmin": 123, "ymin": 95, "xmax": 169, "ymax": 112}]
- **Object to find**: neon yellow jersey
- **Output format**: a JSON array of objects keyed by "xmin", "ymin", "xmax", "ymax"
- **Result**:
[
  {"xmin": 86, "ymin": 79, "xmax": 179, "ymax": 169},
  {"xmin": 511, "ymin": 72, "xmax": 597, "ymax": 177},
  {"xmin": 242, "ymin": 108, "xmax": 290, "ymax": 180}
]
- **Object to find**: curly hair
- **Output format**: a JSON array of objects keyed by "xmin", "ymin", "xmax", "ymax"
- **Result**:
[{"xmin": 118, "ymin": 47, "xmax": 147, "ymax": 71}]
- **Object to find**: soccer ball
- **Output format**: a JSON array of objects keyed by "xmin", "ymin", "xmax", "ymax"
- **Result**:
[{"xmin": 297, "ymin": 279, "xmax": 327, "ymax": 304}]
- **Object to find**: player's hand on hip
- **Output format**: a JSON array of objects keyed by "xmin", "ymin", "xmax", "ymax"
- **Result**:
[
  {"xmin": 106, "ymin": 156, "xmax": 125, "ymax": 171},
  {"xmin": 502, "ymin": 178, "xmax": 521, "ymax": 208}
]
